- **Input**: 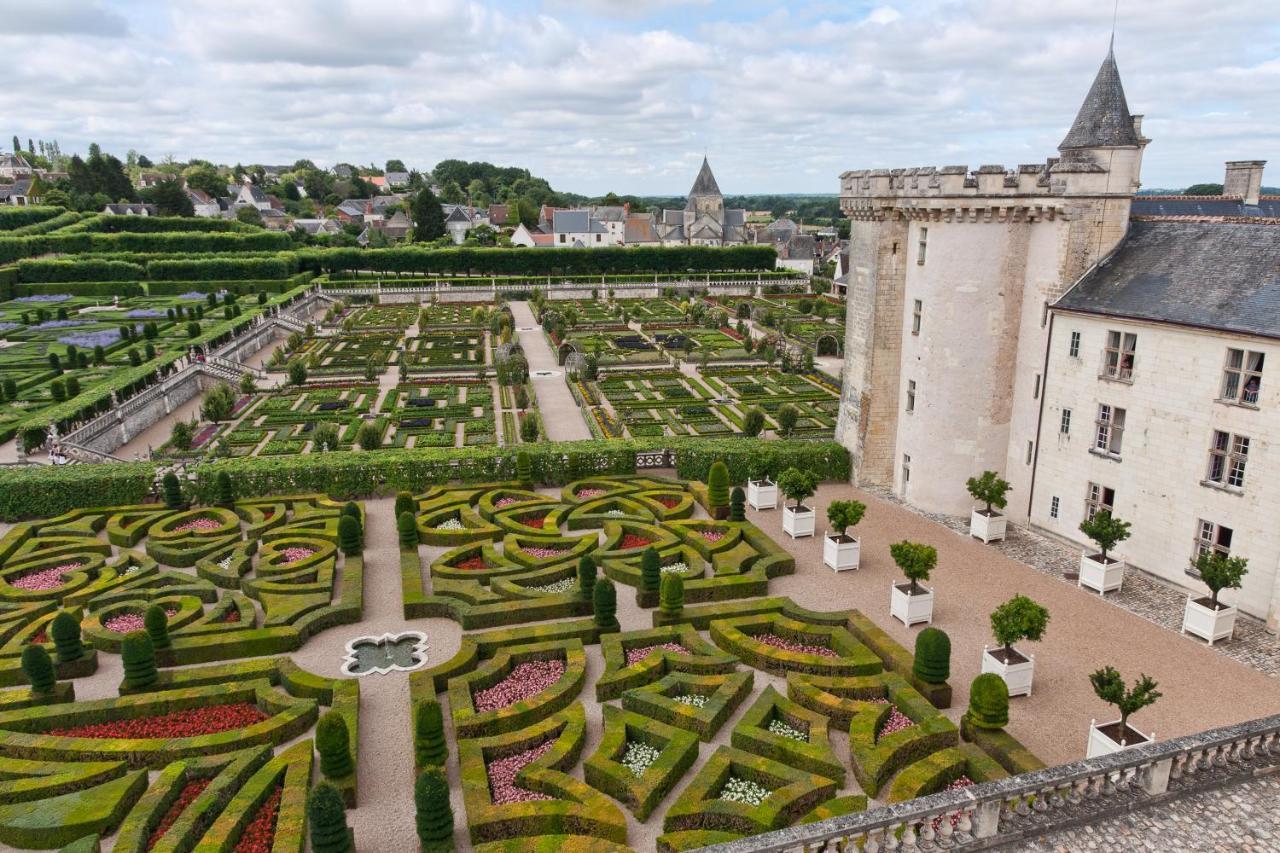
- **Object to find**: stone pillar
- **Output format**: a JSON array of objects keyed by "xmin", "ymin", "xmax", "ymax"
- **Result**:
[
  {"xmin": 973, "ymin": 798, "xmax": 1002, "ymax": 838},
  {"xmin": 1141, "ymin": 757, "xmax": 1173, "ymax": 795}
]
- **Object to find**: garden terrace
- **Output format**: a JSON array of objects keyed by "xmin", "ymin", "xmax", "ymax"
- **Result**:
[
  {"xmin": 193, "ymin": 385, "xmax": 381, "ymax": 457},
  {"xmin": 555, "ymin": 328, "xmax": 665, "ymax": 367},
  {"xmin": 378, "ymin": 381, "xmax": 498, "ymax": 448}
]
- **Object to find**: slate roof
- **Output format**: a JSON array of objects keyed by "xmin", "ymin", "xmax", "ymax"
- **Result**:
[
  {"xmin": 445, "ymin": 206, "xmax": 473, "ymax": 224},
  {"xmin": 1131, "ymin": 196, "xmax": 1280, "ymax": 219},
  {"xmin": 593, "ymin": 205, "xmax": 626, "ymax": 222},
  {"xmin": 1059, "ymin": 47, "xmax": 1140, "ymax": 150},
  {"xmin": 552, "ymin": 209, "xmax": 590, "ymax": 233},
  {"xmin": 1054, "ymin": 221, "xmax": 1280, "ymax": 338},
  {"xmin": 688, "ymin": 157, "xmax": 722, "ymax": 197}
]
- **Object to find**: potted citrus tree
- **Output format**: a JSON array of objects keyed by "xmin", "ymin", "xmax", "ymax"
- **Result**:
[
  {"xmin": 778, "ymin": 468, "xmax": 818, "ymax": 539},
  {"xmin": 1086, "ymin": 666, "xmax": 1161, "ymax": 757},
  {"xmin": 823, "ymin": 499, "xmax": 865, "ymax": 572},
  {"xmin": 889, "ymin": 540, "xmax": 936, "ymax": 626},
  {"xmin": 982, "ymin": 595, "xmax": 1049, "ymax": 697},
  {"xmin": 747, "ymin": 465, "xmax": 778, "ymax": 511},
  {"xmin": 1077, "ymin": 510, "xmax": 1130, "ymax": 595},
  {"xmin": 966, "ymin": 470, "xmax": 1011, "ymax": 543},
  {"xmin": 1182, "ymin": 551, "xmax": 1248, "ymax": 646}
]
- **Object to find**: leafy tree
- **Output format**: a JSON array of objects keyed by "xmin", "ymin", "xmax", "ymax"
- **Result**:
[
  {"xmin": 385, "ymin": 159, "xmax": 407, "ymax": 173},
  {"xmin": 415, "ymin": 768, "xmax": 454, "ymax": 848},
  {"xmin": 1183, "ymin": 183, "xmax": 1224, "ymax": 196},
  {"xmin": 307, "ymin": 782, "xmax": 354, "ymax": 853},
  {"xmin": 147, "ymin": 177, "xmax": 194, "ymax": 216},
  {"xmin": 415, "ymin": 699, "xmax": 448, "ymax": 767},
  {"xmin": 1089, "ymin": 666, "xmax": 1161, "ymax": 733},
  {"xmin": 989, "ymin": 595, "xmax": 1049, "ymax": 655},
  {"xmin": 966, "ymin": 470, "xmax": 1011, "ymax": 514},
  {"xmin": 184, "ymin": 165, "xmax": 227, "ymax": 198},
  {"xmin": 412, "ymin": 186, "xmax": 446, "ymax": 242},
  {"xmin": 317, "ymin": 711, "xmax": 355, "ymax": 779},
  {"xmin": 1194, "ymin": 551, "xmax": 1249, "ymax": 608},
  {"xmin": 889, "ymin": 540, "xmax": 936, "ymax": 593},
  {"xmin": 826, "ymin": 500, "xmax": 866, "ymax": 538},
  {"xmin": 743, "ymin": 406, "xmax": 766, "ymax": 437},
  {"xmin": 235, "ymin": 205, "xmax": 264, "ymax": 226},
  {"xmin": 239, "ymin": 371, "xmax": 256, "ymax": 394},
  {"xmin": 777, "ymin": 467, "xmax": 818, "ymax": 510},
  {"xmin": 288, "ymin": 359, "xmax": 308, "ymax": 386},
  {"xmin": 312, "ymin": 422, "xmax": 341, "ymax": 452},
  {"xmin": 776, "ymin": 403, "xmax": 800, "ymax": 437},
  {"xmin": 21, "ymin": 644, "xmax": 55, "ymax": 694},
  {"xmin": 356, "ymin": 421, "xmax": 382, "ymax": 451},
  {"xmin": 577, "ymin": 555, "xmax": 596, "ymax": 601},
  {"xmin": 520, "ymin": 413, "xmax": 540, "ymax": 443},
  {"xmin": 1079, "ymin": 510, "xmax": 1131, "ymax": 561},
  {"xmin": 202, "ymin": 382, "xmax": 236, "ymax": 422}
]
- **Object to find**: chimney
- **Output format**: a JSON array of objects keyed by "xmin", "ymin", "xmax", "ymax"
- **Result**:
[
  {"xmin": 1224, "ymin": 160, "xmax": 1266, "ymax": 206},
  {"xmin": 1131, "ymin": 114, "xmax": 1144, "ymax": 138}
]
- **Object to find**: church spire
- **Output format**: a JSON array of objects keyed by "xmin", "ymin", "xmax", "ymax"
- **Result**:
[
  {"xmin": 1059, "ymin": 46, "xmax": 1139, "ymax": 150},
  {"xmin": 688, "ymin": 156, "xmax": 722, "ymax": 197}
]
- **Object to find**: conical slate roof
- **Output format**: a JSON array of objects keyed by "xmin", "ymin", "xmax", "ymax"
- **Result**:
[
  {"xmin": 688, "ymin": 157, "xmax": 722, "ymax": 197},
  {"xmin": 1059, "ymin": 48, "xmax": 1140, "ymax": 150}
]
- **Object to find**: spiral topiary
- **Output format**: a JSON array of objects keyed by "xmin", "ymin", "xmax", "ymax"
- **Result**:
[
  {"xmin": 143, "ymin": 605, "xmax": 170, "ymax": 651},
  {"xmin": 593, "ymin": 577, "xmax": 619, "ymax": 632},
  {"xmin": 707, "ymin": 460, "xmax": 730, "ymax": 515},
  {"xmin": 121, "ymin": 631, "xmax": 158, "ymax": 690},
  {"xmin": 398, "ymin": 511, "xmax": 419, "ymax": 550},
  {"xmin": 415, "ymin": 699, "xmax": 448, "ymax": 767},
  {"xmin": 338, "ymin": 514, "xmax": 363, "ymax": 557},
  {"xmin": 50, "ymin": 611, "xmax": 83, "ymax": 663},
  {"xmin": 317, "ymin": 711, "xmax": 355, "ymax": 779},
  {"xmin": 308, "ymin": 782, "xmax": 354, "ymax": 853},
  {"xmin": 577, "ymin": 555, "xmax": 596, "ymax": 601},
  {"xmin": 659, "ymin": 572, "xmax": 684, "ymax": 618},
  {"xmin": 215, "ymin": 471, "xmax": 234, "ymax": 507},
  {"xmin": 640, "ymin": 546, "xmax": 661, "ymax": 594},
  {"xmin": 394, "ymin": 491, "xmax": 415, "ymax": 519},
  {"xmin": 21, "ymin": 644, "xmax": 55, "ymax": 694},
  {"xmin": 913, "ymin": 627, "xmax": 950, "ymax": 685},
  {"xmin": 966, "ymin": 673, "xmax": 1009, "ymax": 730},
  {"xmin": 415, "ymin": 768, "xmax": 454, "ymax": 848},
  {"xmin": 162, "ymin": 472, "xmax": 184, "ymax": 509},
  {"xmin": 516, "ymin": 451, "xmax": 532, "ymax": 488},
  {"xmin": 342, "ymin": 501, "xmax": 361, "ymax": 520},
  {"xmin": 729, "ymin": 486, "xmax": 746, "ymax": 522}
]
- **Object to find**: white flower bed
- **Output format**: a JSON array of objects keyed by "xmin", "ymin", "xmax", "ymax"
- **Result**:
[
  {"xmin": 605, "ymin": 509, "xmax": 626, "ymax": 517},
  {"xmin": 660, "ymin": 562, "xmax": 688, "ymax": 575},
  {"xmin": 436, "ymin": 518, "xmax": 465, "ymax": 531},
  {"xmin": 719, "ymin": 776, "xmax": 771, "ymax": 806},
  {"xmin": 217, "ymin": 556, "xmax": 234, "ymax": 571},
  {"xmin": 621, "ymin": 741, "xmax": 660, "ymax": 778},
  {"xmin": 530, "ymin": 578, "xmax": 576, "ymax": 595},
  {"xmin": 767, "ymin": 718, "xmax": 808, "ymax": 742},
  {"xmin": 673, "ymin": 693, "xmax": 708, "ymax": 708}
]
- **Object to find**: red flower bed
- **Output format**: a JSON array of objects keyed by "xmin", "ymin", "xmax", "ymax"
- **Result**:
[
  {"xmin": 522, "ymin": 516, "xmax": 547, "ymax": 529},
  {"xmin": 655, "ymin": 496, "xmax": 681, "ymax": 509},
  {"xmin": 619, "ymin": 534, "xmax": 652, "ymax": 550},
  {"xmin": 148, "ymin": 778, "xmax": 211, "ymax": 850},
  {"xmin": 487, "ymin": 741, "xmax": 555, "ymax": 805},
  {"xmin": 473, "ymin": 660, "xmax": 566, "ymax": 712},
  {"xmin": 190, "ymin": 424, "xmax": 219, "ymax": 450},
  {"xmin": 719, "ymin": 325, "xmax": 744, "ymax": 341},
  {"xmin": 49, "ymin": 702, "xmax": 269, "ymax": 739},
  {"xmin": 221, "ymin": 609, "xmax": 242, "ymax": 624},
  {"xmin": 455, "ymin": 557, "xmax": 488, "ymax": 571},
  {"xmin": 756, "ymin": 633, "xmax": 837, "ymax": 658},
  {"xmin": 234, "ymin": 784, "xmax": 282, "ymax": 853},
  {"xmin": 29, "ymin": 629, "xmax": 48, "ymax": 645}
]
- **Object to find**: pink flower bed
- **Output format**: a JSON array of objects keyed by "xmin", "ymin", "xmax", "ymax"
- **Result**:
[
  {"xmin": 173, "ymin": 518, "xmax": 222, "ymax": 533},
  {"xmin": 877, "ymin": 707, "xmax": 916, "ymax": 739},
  {"xmin": 522, "ymin": 546, "xmax": 567, "ymax": 560},
  {"xmin": 700, "ymin": 530, "xmax": 726, "ymax": 543},
  {"xmin": 190, "ymin": 424, "xmax": 219, "ymax": 450},
  {"xmin": 487, "ymin": 740, "xmax": 555, "ymax": 805},
  {"xmin": 473, "ymin": 660, "xmax": 566, "ymax": 712},
  {"xmin": 280, "ymin": 547, "xmax": 315, "ymax": 564},
  {"xmin": 933, "ymin": 775, "xmax": 975, "ymax": 831},
  {"xmin": 625, "ymin": 643, "xmax": 689, "ymax": 666},
  {"xmin": 495, "ymin": 497, "xmax": 523, "ymax": 508},
  {"xmin": 104, "ymin": 607, "xmax": 177, "ymax": 634},
  {"xmin": 575, "ymin": 488, "xmax": 605, "ymax": 499},
  {"xmin": 756, "ymin": 633, "xmax": 837, "ymax": 658},
  {"xmin": 9, "ymin": 562, "xmax": 82, "ymax": 591}
]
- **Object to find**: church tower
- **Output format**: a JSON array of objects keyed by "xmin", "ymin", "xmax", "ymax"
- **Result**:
[{"xmin": 686, "ymin": 157, "xmax": 726, "ymax": 221}]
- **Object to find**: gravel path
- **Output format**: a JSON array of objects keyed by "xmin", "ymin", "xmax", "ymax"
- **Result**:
[{"xmin": 508, "ymin": 301, "xmax": 592, "ymax": 441}]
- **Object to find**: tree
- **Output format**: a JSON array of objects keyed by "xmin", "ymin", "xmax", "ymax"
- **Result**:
[
  {"xmin": 1089, "ymin": 666, "xmax": 1161, "ymax": 733},
  {"xmin": 989, "ymin": 595, "xmax": 1050, "ymax": 655},
  {"xmin": 386, "ymin": 159, "xmax": 407, "ymax": 173},
  {"xmin": 577, "ymin": 555, "xmax": 596, "ymax": 601},
  {"xmin": 148, "ymin": 178, "xmax": 194, "ymax": 216},
  {"xmin": 162, "ymin": 472, "xmax": 184, "ymax": 509},
  {"xmin": 317, "ymin": 711, "xmax": 355, "ymax": 779},
  {"xmin": 826, "ymin": 500, "xmax": 866, "ymax": 539},
  {"xmin": 239, "ymin": 371, "xmax": 256, "ymax": 394},
  {"xmin": 520, "ymin": 413, "xmax": 540, "ymax": 443},
  {"xmin": 729, "ymin": 486, "xmax": 746, "ymax": 522},
  {"xmin": 170, "ymin": 420, "xmax": 193, "ymax": 451},
  {"xmin": 357, "ymin": 421, "xmax": 382, "ymax": 451},
  {"xmin": 1184, "ymin": 183, "xmax": 1224, "ymax": 196},
  {"xmin": 412, "ymin": 186, "xmax": 446, "ymax": 242},
  {"xmin": 742, "ymin": 406, "xmax": 766, "ymax": 437},
  {"xmin": 307, "ymin": 782, "xmax": 354, "ymax": 853},
  {"xmin": 593, "ymin": 577, "xmax": 619, "ymax": 632},
  {"xmin": 1194, "ymin": 551, "xmax": 1249, "ymax": 608},
  {"xmin": 1078, "ymin": 510, "xmax": 1131, "ymax": 561},
  {"xmin": 235, "ymin": 205, "xmax": 264, "ymax": 226},
  {"xmin": 50, "ymin": 611, "xmax": 84, "ymax": 663},
  {"xmin": 659, "ymin": 572, "xmax": 684, "ymax": 618},
  {"xmin": 889, "ymin": 540, "xmax": 936, "ymax": 593},
  {"xmin": 966, "ymin": 470, "xmax": 1011, "ymax": 514},
  {"xmin": 144, "ymin": 605, "xmax": 170, "ymax": 650},
  {"xmin": 640, "ymin": 547, "xmax": 661, "ymax": 594},
  {"xmin": 121, "ymin": 631, "xmax": 157, "ymax": 690},
  {"xmin": 288, "ymin": 359, "xmax": 308, "ymax": 387},
  {"xmin": 312, "ymin": 423, "xmax": 340, "ymax": 452},
  {"xmin": 913, "ymin": 627, "xmax": 950, "ymax": 684},
  {"xmin": 777, "ymin": 467, "xmax": 818, "ymax": 510},
  {"xmin": 415, "ymin": 768, "xmax": 454, "ymax": 848},
  {"xmin": 398, "ymin": 511, "xmax": 419, "ymax": 549},
  {"xmin": 395, "ymin": 491, "xmax": 415, "ymax": 519},
  {"xmin": 184, "ymin": 165, "xmax": 226, "ymax": 198},
  {"xmin": 216, "ymin": 471, "xmax": 234, "ymax": 506},
  {"xmin": 202, "ymin": 382, "xmax": 236, "ymax": 422},
  {"xmin": 21, "ymin": 644, "xmax": 56, "ymax": 694},
  {"xmin": 338, "ymin": 514, "xmax": 363, "ymax": 556},
  {"xmin": 707, "ymin": 461, "xmax": 730, "ymax": 514},
  {"xmin": 415, "ymin": 699, "xmax": 448, "ymax": 767},
  {"xmin": 776, "ymin": 403, "xmax": 800, "ymax": 437}
]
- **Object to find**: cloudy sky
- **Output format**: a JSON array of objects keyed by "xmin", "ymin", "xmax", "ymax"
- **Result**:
[{"xmin": 1, "ymin": 0, "xmax": 1277, "ymax": 195}]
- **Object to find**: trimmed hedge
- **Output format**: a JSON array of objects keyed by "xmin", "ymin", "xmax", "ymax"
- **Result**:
[
  {"xmin": 583, "ymin": 705, "xmax": 700, "ymax": 820},
  {"xmin": 959, "ymin": 716, "xmax": 1046, "ymax": 775},
  {"xmin": 447, "ymin": 639, "xmax": 586, "ymax": 738},
  {"xmin": 885, "ymin": 744, "xmax": 1007, "ymax": 803},
  {"xmin": 16, "ymin": 258, "xmax": 145, "ymax": 282},
  {"xmin": 620, "ymin": 671, "xmax": 753, "ymax": 741},
  {"xmin": 844, "ymin": 674, "xmax": 959, "ymax": 796},
  {"xmin": 847, "ymin": 610, "xmax": 951, "ymax": 709},
  {"xmin": 0, "ymin": 465, "xmax": 156, "ymax": 521}
]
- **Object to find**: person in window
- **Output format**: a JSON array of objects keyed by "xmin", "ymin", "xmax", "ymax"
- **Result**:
[{"xmin": 1244, "ymin": 376, "xmax": 1260, "ymax": 404}]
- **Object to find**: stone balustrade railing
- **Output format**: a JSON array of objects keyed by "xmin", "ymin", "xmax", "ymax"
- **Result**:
[
  {"xmin": 320, "ymin": 277, "xmax": 801, "ymax": 296},
  {"xmin": 694, "ymin": 713, "xmax": 1280, "ymax": 853}
]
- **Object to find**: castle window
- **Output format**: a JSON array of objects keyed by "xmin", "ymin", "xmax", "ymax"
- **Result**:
[
  {"xmin": 901, "ymin": 454, "xmax": 911, "ymax": 487},
  {"xmin": 1220, "ymin": 348, "xmax": 1263, "ymax": 407},
  {"xmin": 1033, "ymin": 374, "xmax": 1041, "ymax": 400},
  {"xmin": 1060, "ymin": 408, "xmax": 1072, "ymax": 435},
  {"xmin": 1193, "ymin": 520, "xmax": 1233, "ymax": 564},
  {"xmin": 1100, "ymin": 330, "xmax": 1136, "ymax": 381},
  {"xmin": 905, "ymin": 380, "xmax": 916, "ymax": 413},
  {"xmin": 1069, "ymin": 331, "xmax": 1081, "ymax": 359},
  {"xmin": 912, "ymin": 300, "xmax": 922, "ymax": 335},
  {"xmin": 1049, "ymin": 496, "xmax": 1060, "ymax": 519},
  {"xmin": 916, "ymin": 227, "xmax": 928, "ymax": 265},
  {"xmin": 1084, "ymin": 482, "xmax": 1115, "ymax": 520},
  {"xmin": 1205, "ymin": 430, "xmax": 1249, "ymax": 490},
  {"xmin": 1093, "ymin": 404, "xmax": 1125, "ymax": 457}
]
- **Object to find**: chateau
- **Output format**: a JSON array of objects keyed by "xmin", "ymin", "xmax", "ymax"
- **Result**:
[{"xmin": 836, "ymin": 47, "xmax": 1280, "ymax": 627}]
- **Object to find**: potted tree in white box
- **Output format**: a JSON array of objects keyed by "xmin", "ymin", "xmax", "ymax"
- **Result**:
[
  {"xmin": 1086, "ymin": 666, "xmax": 1160, "ymax": 757},
  {"xmin": 823, "ymin": 500, "xmax": 865, "ymax": 572},
  {"xmin": 889, "ymin": 540, "xmax": 936, "ymax": 627},
  {"xmin": 1182, "ymin": 551, "xmax": 1248, "ymax": 646},
  {"xmin": 982, "ymin": 595, "xmax": 1049, "ymax": 697},
  {"xmin": 1077, "ymin": 511, "xmax": 1130, "ymax": 595},
  {"xmin": 966, "ymin": 470, "xmax": 1011, "ymax": 543},
  {"xmin": 747, "ymin": 468, "xmax": 778, "ymax": 511},
  {"xmin": 779, "ymin": 468, "xmax": 818, "ymax": 539}
]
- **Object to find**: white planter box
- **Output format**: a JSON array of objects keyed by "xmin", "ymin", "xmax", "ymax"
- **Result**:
[
  {"xmin": 1078, "ymin": 553, "xmax": 1125, "ymax": 595},
  {"xmin": 747, "ymin": 479, "xmax": 778, "ymax": 511},
  {"xmin": 981, "ymin": 647, "xmax": 1035, "ymax": 697},
  {"xmin": 890, "ymin": 582, "xmax": 934, "ymax": 627},
  {"xmin": 970, "ymin": 509, "xmax": 1007, "ymax": 543},
  {"xmin": 1086, "ymin": 719, "xmax": 1153, "ymax": 758},
  {"xmin": 782, "ymin": 506, "xmax": 815, "ymax": 539},
  {"xmin": 823, "ymin": 534, "xmax": 860, "ymax": 572},
  {"xmin": 1181, "ymin": 596, "xmax": 1237, "ymax": 646}
]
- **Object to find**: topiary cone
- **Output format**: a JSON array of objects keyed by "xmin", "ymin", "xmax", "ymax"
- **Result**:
[
  {"xmin": 913, "ymin": 627, "xmax": 950, "ymax": 685},
  {"xmin": 215, "ymin": 471, "xmax": 234, "ymax": 507},
  {"xmin": 162, "ymin": 472, "xmax": 184, "ymax": 509},
  {"xmin": 659, "ymin": 572, "xmax": 684, "ymax": 618},
  {"xmin": 395, "ymin": 491, "xmax": 415, "ymax": 519},
  {"xmin": 338, "ymin": 514, "xmax": 362, "ymax": 556},
  {"xmin": 308, "ymin": 782, "xmax": 354, "ymax": 853},
  {"xmin": 639, "ymin": 547, "xmax": 661, "ymax": 594},
  {"xmin": 593, "ymin": 577, "xmax": 619, "ymax": 632},
  {"xmin": 707, "ymin": 461, "xmax": 730, "ymax": 515},
  {"xmin": 50, "ymin": 611, "xmax": 83, "ymax": 664},
  {"xmin": 967, "ymin": 673, "xmax": 1009, "ymax": 730},
  {"xmin": 121, "ymin": 631, "xmax": 158, "ymax": 690},
  {"xmin": 577, "ymin": 555, "xmax": 596, "ymax": 601},
  {"xmin": 415, "ymin": 768, "xmax": 454, "ymax": 847},
  {"xmin": 729, "ymin": 486, "xmax": 746, "ymax": 522},
  {"xmin": 398, "ymin": 511, "xmax": 419, "ymax": 550},
  {"xmin": 415, "ymin": 699, "xmax": 448, "ymax": 767},
  {"xmin": 317, "ymin": 711, "xmax": 355, "ymax": 779},
  {"xmin": 21, "ymin": 644, "xmax": 55, "ymax": 694},
  {"xmin": 144, "ymin": 605, "xmax": 170, "ymax": 651},
  {"xmin": 516, "ymin": 451, "xmax": 532, "ymax": 488}
]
